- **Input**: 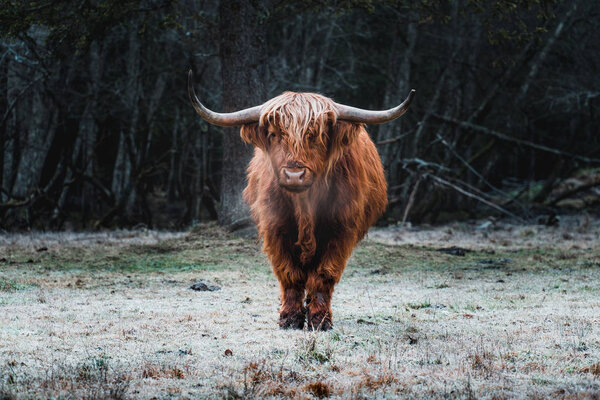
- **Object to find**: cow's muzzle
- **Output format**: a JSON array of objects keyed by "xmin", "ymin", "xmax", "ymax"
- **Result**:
[{"xmin": 280, "ymin": 166, "xmax": 313, "ymax": 193}]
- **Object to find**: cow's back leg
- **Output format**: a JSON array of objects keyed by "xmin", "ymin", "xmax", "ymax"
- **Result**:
[{"xmin": 264, "ymin": 232, "xmax": 307, "ymax": 329}]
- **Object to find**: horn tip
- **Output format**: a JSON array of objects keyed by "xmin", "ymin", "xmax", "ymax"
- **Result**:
[{"xmin": 405, "ymin": 89, "xmax": 416, "ymax": 104}]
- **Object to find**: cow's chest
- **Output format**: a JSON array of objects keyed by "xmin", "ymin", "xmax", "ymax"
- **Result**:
[{"xmin": 284, "ymin": 213, "xmax": 339, "ymax": 267}]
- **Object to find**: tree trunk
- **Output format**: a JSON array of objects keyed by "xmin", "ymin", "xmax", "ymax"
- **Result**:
[
  {"xmin": 3, "ymin": 44, "xmax": 23, "ymax": 202},
  {"xmin": 0, "ymin": 44, "xmax": 6, "ymax": 200},
  {"xmin": 53, "ymin": 42, "xmax": 104, "ymax": 225},
  {"xmin": 217, "ymin": 0, "xmax": 267, "ymax": 229},
  {"xmin": 108, "ymin": 29, "xmax": 140, "ymax": 225},
  {"xmin": 167, "ymin": 108, "xmax": 180, "ymax": 201},
  {"xmin": 378, "ymin": 19, "xmax": 417, "ymax": 173},
  {"xmin": 12, "ymin": 29, "xmax": 58, "ymax": 204},
  {"xmin": 516, "ymin": 1, "xmax": 577, "ymax": 104}
]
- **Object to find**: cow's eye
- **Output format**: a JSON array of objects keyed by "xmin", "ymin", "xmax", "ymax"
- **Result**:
[{"xmin": 267, "ymin": 132, "xmax": 276, "ymax": 142}]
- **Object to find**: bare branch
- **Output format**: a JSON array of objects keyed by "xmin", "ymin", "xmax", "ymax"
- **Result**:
[
  {"xmin": 425, "ymin": 173, "xmax": 524, "ymax": 221},
  {"xmin": 432, "ymin": 114, "xmax": 600, "ymax": 164}
]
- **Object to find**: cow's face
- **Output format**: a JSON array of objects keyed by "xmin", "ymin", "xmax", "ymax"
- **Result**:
[
  {"xmin": 263, "ymin": 121, "xmax": 326, "ymax": 193},
  {"xmin": 241, "ymin": 115, "xmax": 360, "ymax": 193},
  {"xmin": 240, "ymin": 92, "xmax": 362, "ymax": 193}
]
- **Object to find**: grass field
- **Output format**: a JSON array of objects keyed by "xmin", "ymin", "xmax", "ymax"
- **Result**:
[{"xmin": 1, "ymin": 220, "xmax": 599, "ymax": 399}]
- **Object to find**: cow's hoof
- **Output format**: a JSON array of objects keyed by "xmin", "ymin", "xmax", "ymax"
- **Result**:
[
  {"xmin": 279, "ymin": 312, "xmax": 305, "ymax": 330},
  {"xmin": 308, "ymin": 312, "xmax": 332, "ymax": 331}
]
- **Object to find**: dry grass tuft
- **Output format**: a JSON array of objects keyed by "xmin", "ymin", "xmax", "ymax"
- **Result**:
[
  {"xmin": 305, "ymin": 381, "xmax": 332, "ymax": 398},
  {"xmin": 579, "ymin": 363, "xmax": 600, "ymax": 376},
  {"xmin": 141, "ymin": 364, "xmax": 186, "ymax": 379},
  {"xmin": 296, "ymin": 334, "xmax": 335, "ymax": 365},
  {"xmin": 468, "ymin": 350, "xmax": 496, "ymax": 377},
  {"xmin": 1, "ymin": 356, "xmax": 130, "ymax": 400},
  {"xmin": 358, "ymin": 370, "xmax": 398, "ymax": 390},
  {"xmin": 220, "ymin": 359, "xmax": 305, "ymax": 398}
]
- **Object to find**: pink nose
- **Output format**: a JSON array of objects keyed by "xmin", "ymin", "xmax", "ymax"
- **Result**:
[{"xmin": 283, "ymin": 168, "xmax": 306, "ymax": 185}]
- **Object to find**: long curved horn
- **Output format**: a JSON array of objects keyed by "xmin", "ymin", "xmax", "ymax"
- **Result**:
[
  {"xmin": 188, "ymin": 70, "xmax": 262, "ymax": 127},
  {"xmin": 335, "ymin": 89, "xmax": 416, "ymax": 124}
]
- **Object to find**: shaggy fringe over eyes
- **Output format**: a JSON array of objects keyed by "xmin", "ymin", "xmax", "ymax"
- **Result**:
[{"xmin": 259, "ymin": 92, "xmax": 336, "ymax": 154}]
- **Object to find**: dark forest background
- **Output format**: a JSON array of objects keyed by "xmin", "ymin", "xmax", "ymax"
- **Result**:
[{"xmin": 0, "ymin": 0, "xmax": 598, "ymax": 231}]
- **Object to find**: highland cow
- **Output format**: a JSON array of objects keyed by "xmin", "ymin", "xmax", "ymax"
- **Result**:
[{"xmin": 188, "ymin": 70, "xmax": 414, "ymax": 330}]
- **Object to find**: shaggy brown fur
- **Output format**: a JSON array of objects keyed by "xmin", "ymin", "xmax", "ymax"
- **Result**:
[{"xmin": 241, "ymin": 92, "xmax": 387, "ymax": 330}]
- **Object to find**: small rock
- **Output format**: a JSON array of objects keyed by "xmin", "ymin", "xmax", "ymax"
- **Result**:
[
  {"xmin": 190, "ymin": 281, "xmax": 221, "ymax": 291},
  {"xmin": 370, "ymin": 268, "xmax": 390, "ymax": 275},
  {"xmin": 436, "ymin": 246, "xmax": 470, "ymax": 256},
  {"xmin": 356, "ymin": 318, "xmax": 376, "ymax": 325},
  {"xmin": 407, "ymin": 335, "xmax": 418, "ymax": 345},
  {"xmin": 224, "ymin": 349, "xmax": 233, "ymax": 356},
  {"xmin": 538, "ymin": 214, "xmax": 559, "ymax": 226}
]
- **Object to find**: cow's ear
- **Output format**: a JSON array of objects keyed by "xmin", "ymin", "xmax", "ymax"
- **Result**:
[
  {"xmin": 240, "ymin": 123, "xmax": 267, "ymax": 149},
  {"xmin": 331, "ymin": 120, "xmax": 361, "ymax": 148}
]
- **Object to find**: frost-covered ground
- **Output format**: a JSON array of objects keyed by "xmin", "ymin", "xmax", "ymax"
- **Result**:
[
  {"xmin": 1, "ymin": 218, "xmax": 599, "ymax": 399},
  {"xmin": 370, "ymin": 214, "xmax": 600, "ymax": 250}
]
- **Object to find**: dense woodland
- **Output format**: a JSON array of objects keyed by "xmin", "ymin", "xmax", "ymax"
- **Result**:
[{"xmin": 0, "ymin": 0, "xmax": 598, "ymax": 230}]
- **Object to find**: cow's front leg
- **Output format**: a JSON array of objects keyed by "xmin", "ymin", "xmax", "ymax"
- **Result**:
[
  {"xmin": 276, "ymin": 262, "xmax": 307, "ymax": 329},
  {"xmin": 306, "ymin": 234, "xmax": 356, "ymax": 331},
  {"xmin": 271, "ymin": 255, "xmax": 306, "ymax": 329},
  {"xmin": 305, "ymin": 271, "xmax": 335, "ymax": 331},
  {"xmin": 266, "ymin": 235, "xmax": 307, "ymax": 329},
  {"xmin": 278, "ymin": 277, "xmax": 306, "ymax": 329}
]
